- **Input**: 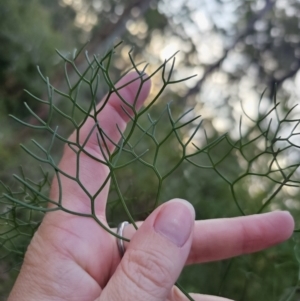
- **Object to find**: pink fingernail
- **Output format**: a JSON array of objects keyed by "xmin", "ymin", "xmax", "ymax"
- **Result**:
[{"xmin": 154, "ymin": 200, "xmax": 195, "ymax": 247}]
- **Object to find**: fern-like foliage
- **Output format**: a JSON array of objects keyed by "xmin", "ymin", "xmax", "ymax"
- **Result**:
[{"xmin": 1, "ymin": 43, "xmax": 300, "ymax": 300}]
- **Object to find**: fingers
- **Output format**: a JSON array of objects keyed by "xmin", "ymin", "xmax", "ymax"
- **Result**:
[
  {"xmin": 50, "ymin": 72, "xmax": 151, "ymax": 213},
  {"xmin": 168, "ymin": 286, "xmax": 233, "ymax": 301},
  {"xmin": 123, "ymin": 211, "xmax": 294, "ymax": 265},
  {"xmin": 72, "ymin": 72, "xmax": 151, "ymax": 154},
  {"xmin": 187, "ymin": 294, "xmax": 232, "ymax": 301},
  {"xmin": 188, "ymin": 294, "xmax": 232, "ymax": 301},
  {"xmin": 98, "ymin": 199, "xmax": 195, "ymax": 301},
  {"xmin": 188, "ymin": 210, "xmax": 294, "ymax": 264}
]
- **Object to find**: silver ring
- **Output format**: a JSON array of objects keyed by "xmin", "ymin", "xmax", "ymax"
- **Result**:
[{"xmin": 117, "ymin": 221, "xmax": 129, "ymax": 258}]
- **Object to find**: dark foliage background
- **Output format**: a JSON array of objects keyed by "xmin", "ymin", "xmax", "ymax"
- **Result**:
[{"xmin": 1, "ymin": 0, "xmax": 300, "ymax": 300}]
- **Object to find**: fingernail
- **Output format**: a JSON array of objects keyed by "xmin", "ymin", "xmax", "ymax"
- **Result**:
[{"xmin": 154, "ymin": 200, "xmax": 195, "ymax": 247}]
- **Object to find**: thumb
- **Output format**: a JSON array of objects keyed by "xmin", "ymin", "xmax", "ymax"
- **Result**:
[{"xmin": 98, "ymin": 199, "xmax": 195, "ymax": 301}]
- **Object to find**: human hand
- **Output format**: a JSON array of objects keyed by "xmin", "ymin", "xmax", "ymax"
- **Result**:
[{"xmin": 8, "ymin": 72, "xmax": 294, "ymax": 301}]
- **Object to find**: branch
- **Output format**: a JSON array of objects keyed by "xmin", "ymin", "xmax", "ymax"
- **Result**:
[
  {"xmin": 269, "ymin": 59, "xmax": 300, "ymax": 100},
  {"xmin": 183, "ymin": 0, "xmax": 275, "ymax": 99}
]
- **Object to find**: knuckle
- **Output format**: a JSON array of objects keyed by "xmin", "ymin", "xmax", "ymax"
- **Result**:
[
  {"xmin": 240, "ymin": 220, "xmax": 266, "ymax": 253},
  {"xmin": 121, "ymin": 247, "xmax": 175, "ymax": 297}
]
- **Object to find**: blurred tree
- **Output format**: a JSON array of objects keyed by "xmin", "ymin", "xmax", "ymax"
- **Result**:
[
  {"xmin": 0, "ymin": 0, "xmax": 71, "ymax": 116},
  {"xmin": 1, "ymin": 0, "xmax": 300, "ymax": 300}
]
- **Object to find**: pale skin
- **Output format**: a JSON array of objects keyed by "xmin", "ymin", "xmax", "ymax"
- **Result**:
[{"xmin": 8, "ymin": 72, "xmax": 295, "ymax": 301}]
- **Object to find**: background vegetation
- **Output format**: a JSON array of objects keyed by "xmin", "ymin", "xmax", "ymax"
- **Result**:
[{"xmin": 1, "ymin": 0, "xmax": 300, "ymax": 300}]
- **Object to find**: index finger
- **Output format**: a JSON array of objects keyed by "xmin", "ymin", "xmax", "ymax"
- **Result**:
[
  {"xmin": 188, "ymin": 210, "xmax": 294, "ymax": 264},
  {"xmin": 50, "ymin": 72, "xmax": 151, "ymax": 214},
  {"xmin": 123, "ymin": 211, "xmax": 294, "ymax": 264}
]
